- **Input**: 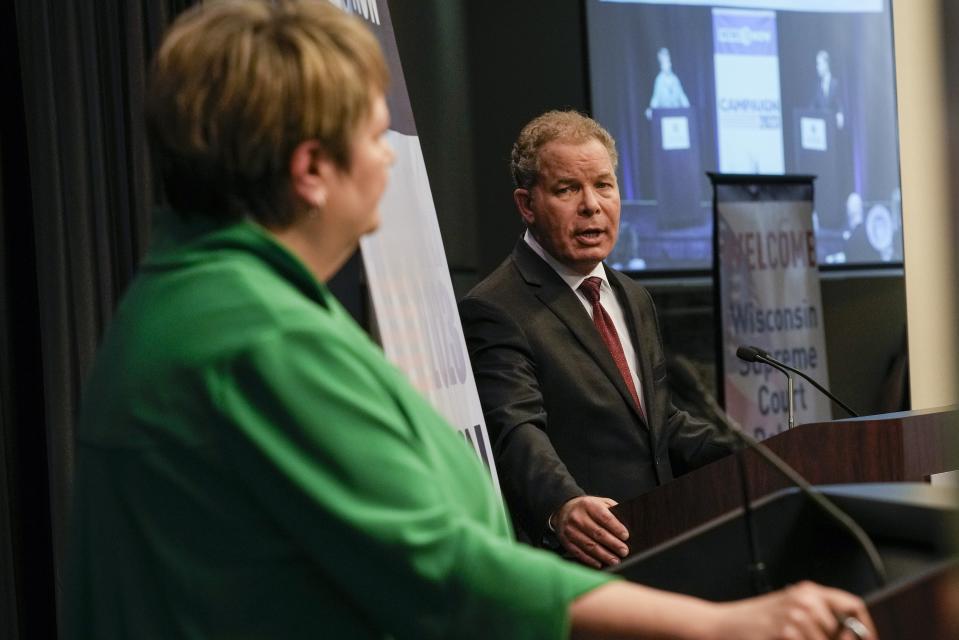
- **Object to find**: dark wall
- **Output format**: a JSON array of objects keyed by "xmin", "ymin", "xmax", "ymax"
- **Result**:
[
  {"xmin": 463, "ymin": 0, "xmax": 590, "ymax": 278},
  {"xmin": 820, "ymin": 274, "xmax": 908, "ymax": 414},
  {"xmin": 388, "ymin": 1, "xmax": 477, "ymax": 277},
  {"xmin": 946, "ymin": 1, "xmax": 959, "ymax": 388},
  {"xmin": 392, "ymin": 0, "xmax": 589, "ymax": 290}
]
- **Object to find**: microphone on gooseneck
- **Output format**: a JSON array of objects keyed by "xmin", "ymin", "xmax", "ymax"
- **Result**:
[
  {"xmin": 736, "ymin": 346, "xmax": 795, "ymax": 429},
  {"xmin": 737, "ymin": 345, "xmax": 859, "ymax": 418},
  {"xmin": 666, "ymin": 355, "xmax": 887, "ymax": 590},
  {"xmin": 667, "ymin": 356, "xmax": 769, "ymax": 593}
]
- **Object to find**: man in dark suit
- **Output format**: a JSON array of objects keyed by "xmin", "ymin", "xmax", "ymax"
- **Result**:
[
  {"xmin": 459, "ymin": 111, "xmax": 731, "ymax": 569},
  {"xmin": 813, "ymin": 50, "xmax": 844, "ymax": 131}
]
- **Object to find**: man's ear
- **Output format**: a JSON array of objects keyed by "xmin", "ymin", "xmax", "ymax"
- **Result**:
[
  {"xmin": 513, "ymin": 188, "xmax": 536, "ymax": 227},
  {"xmin": 289, "ymin": 139, "xmax": 333, "ymax": 210}
]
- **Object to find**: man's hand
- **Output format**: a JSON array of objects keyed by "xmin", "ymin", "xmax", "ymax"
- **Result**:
[
  {"xmin": 552, "ymin": 496, "xmax": 629, "ymax": 568},
  {"xmin": 711, "ymin": 581, "xmax": 877, "ymax": 640}
]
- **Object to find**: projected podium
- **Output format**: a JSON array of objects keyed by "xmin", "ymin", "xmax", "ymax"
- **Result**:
[
  {"xmin": 792, "ymin": 107, "xmax": 843, "ymax": 233},
  {"xmin": 650, "ymin": 107, "xmax": 704, "ymax": 230}
]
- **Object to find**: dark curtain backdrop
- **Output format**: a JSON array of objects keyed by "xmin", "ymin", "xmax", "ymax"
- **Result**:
[{"xmin": 2, "ymin": 2, "xmax": 194, "ymax": 638}]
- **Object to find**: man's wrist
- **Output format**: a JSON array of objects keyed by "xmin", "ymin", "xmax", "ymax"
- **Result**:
[
  {"xmin": 541, "ymin": 511, "xmax": 561, "ymax": 550},
  {"xmin": 547, "ymin": 494, "xmax": 584, "ymax": 533}
]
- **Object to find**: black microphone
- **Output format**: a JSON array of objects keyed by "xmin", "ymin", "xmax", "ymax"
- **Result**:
[
  {"xmin": 667, "ymin": 355, "xmax": 887, "ymax": 589},
  {"xmin": 736, "ymin": 346, "xmax": 795, "ymax": 429},
  {"xmin": 738, "ymin": 345, "xmax": 859, "ymax": 418},
  {"xmin": 667, "ymin": 356, "xmax": 769, "ymax": 593}
]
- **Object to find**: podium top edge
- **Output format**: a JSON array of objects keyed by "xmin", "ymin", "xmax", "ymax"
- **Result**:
[
  {"xmin": 832, "ymin": 405, "xmax": 959, "ymax": 423},
  {"xmin": 706, "ymin": 173, "xmax": 817, "ymax": 185}
]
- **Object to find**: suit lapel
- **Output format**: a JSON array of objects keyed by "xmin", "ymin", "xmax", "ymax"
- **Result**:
[
  {"xmin": 607, "ymin": 267, "xmax": 655, "ymax": 429},
  {"xmin": 511, "ymin": 241, "xmax": 648, "ymax": 428}
]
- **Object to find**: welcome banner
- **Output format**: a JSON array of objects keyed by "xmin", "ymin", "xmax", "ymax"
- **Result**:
[
  {"xmin": 339, "ymin": 1, "xmax": 500, "ymax": 486},
  {"xmin": 711, "ymin": 175, "xmax": 831, "ymax": 440}
]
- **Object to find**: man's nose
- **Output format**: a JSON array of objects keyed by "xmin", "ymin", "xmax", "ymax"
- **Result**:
[{"xmin": 579, "ymin": 188, "xmax": 600, "ymax": 215}]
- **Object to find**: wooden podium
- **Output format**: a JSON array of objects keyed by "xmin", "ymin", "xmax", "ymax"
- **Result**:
[
  {"xmin": 612, "ymin": 484, "xmax": 958, "ymax": 639},
  {"xmin": 612, "ymin": 406, "xmax": 958, "ymax": 555},
  {"xmin": 609, "ymin": 408, "xmax": 958, "ymax": 639}
]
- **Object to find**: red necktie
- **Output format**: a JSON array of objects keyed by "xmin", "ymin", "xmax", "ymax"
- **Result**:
[{"xmin": 579, "ymin": 276, "xmax": 646, "ymax": 421}]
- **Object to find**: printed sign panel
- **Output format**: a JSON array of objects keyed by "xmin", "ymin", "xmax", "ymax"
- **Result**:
[
  {"xmin": 714, "ymin": 178, "xmax": 832, "ymax": 440},
  {"xmin": 341, "ymin": 1, "xmax": 500, "ymax": 485},
  {"xmin": 713, "ymin": 9, "xmax": 785, "ymax": 174}
]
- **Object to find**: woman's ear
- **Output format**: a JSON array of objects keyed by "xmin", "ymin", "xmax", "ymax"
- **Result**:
[{"xmin": 289, "ymin": 140, "xmax": 331, "ymax": 210}]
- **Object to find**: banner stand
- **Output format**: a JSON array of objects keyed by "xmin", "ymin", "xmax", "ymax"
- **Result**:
[
  {"xmin": 343, "ymin": 1, "xmax": 501, "ymax": 492},
  {"xmin": 709, "ymin": 173, "xmax": 832, "ymax": 441}
]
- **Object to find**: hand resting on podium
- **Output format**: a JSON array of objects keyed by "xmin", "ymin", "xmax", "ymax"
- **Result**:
[{"xmin": 552, "ymin": 495, "xmax": 630, "ymax": 568}]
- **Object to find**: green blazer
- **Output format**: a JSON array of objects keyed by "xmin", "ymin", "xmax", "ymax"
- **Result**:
[{"xmin": 68, "ymin": 211, "xmax": 610, "ymax": 639}]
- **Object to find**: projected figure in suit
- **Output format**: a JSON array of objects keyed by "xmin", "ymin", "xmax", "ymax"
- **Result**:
[
  {"xmin": 813, "ymin": 50, "xmax": 844, "ymax": 131},
  {"xmin": 460, "ymin": 111, "xmax": 731, "ymax": 569},
  {"xmin": 841, "ymin": 192, "xmax": 879, "ymax": 262},
  {"xmin": 807, "ymin": 49, "xmax": 850, "ymax": 231},
  {"xmin": 645, "ymin": 47, "xmax": 690, "ymax": 120}
]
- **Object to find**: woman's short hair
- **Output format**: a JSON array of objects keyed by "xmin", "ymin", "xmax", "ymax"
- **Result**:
[
  {"xmin": 510, "ymin": 110, "xmax": 618, "ymax": 191},
  {"xmin": 146, "ymin": 0, "xmax": 388, "ymax": 227}
]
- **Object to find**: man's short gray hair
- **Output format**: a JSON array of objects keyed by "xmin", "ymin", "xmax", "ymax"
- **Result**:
[{"xmin": 510, "ymin": 110, "xmax": 618, "ymax": 191}]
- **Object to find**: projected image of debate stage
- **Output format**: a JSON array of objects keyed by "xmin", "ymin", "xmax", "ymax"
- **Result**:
[{"xmin": 586, "ymin": 0, "xmax": 903, "ymax": 272}]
